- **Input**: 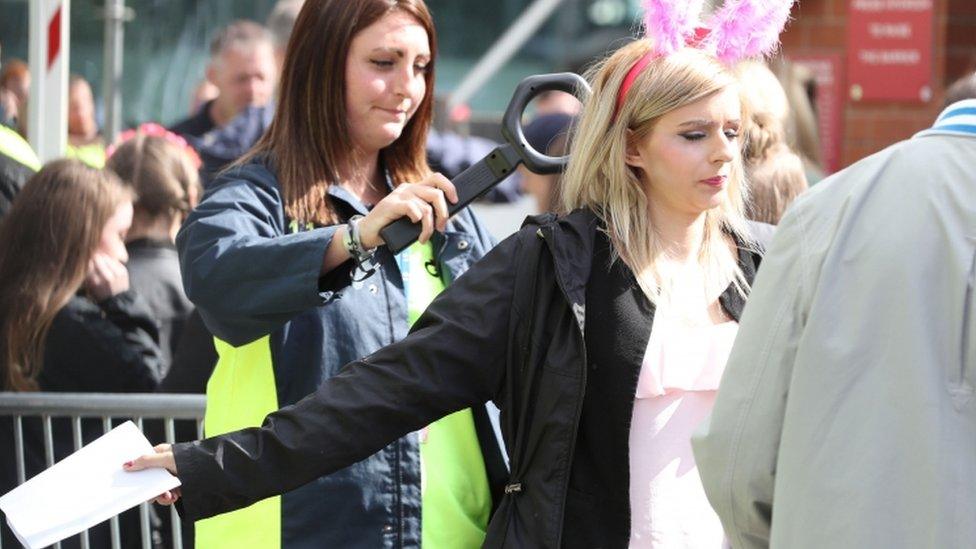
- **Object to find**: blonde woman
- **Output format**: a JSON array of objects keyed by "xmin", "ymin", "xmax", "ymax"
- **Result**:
[{"xmin": 129, "ymin": 38, "xmax": 778, "ymax": 549}]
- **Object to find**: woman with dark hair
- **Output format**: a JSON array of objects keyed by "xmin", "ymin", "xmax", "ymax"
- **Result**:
[
  {"xmin": 170, "ymin": 1, "xmax": 501, "ymax": 547},
  {"xmin": 0, "ymin": 159, "xmax": 162, "ymax": 548}
]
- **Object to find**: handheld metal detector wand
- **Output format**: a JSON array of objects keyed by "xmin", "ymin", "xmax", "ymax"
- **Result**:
[{"xmin": 379, "ymin": 72, "xmax": 591, "ymax": 254}]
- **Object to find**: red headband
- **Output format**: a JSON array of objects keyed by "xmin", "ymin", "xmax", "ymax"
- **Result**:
[{"xmin": 613, "ymin": 27, "xmax": 712, "ymax": 121}]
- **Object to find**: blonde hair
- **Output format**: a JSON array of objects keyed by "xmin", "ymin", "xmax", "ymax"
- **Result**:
[
  {"xmin": 561, "ymin": 42, "xmax": 753, "ymax": 304},
  {"xmin": 773, "ymin": 59, "xmax": 824, "ymax": 169},
  {"xmin": 746, "ymin": 141, "xmax": 807, "ymax": 225}
]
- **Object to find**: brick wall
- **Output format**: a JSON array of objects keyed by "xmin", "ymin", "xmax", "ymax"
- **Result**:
[
  {"xmin": 946, "ymin": 0, "xmax": 976, "ymax": 82},
  {"xmin": 779, "ymin": 0, "xmax": 974, "ymax": 169}
]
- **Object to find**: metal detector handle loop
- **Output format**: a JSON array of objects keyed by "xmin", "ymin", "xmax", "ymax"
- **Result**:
[
  {"xmin": 501, "ymin": 72, "xmax": 590, "ymax": 175},
  {"xmin": 378, "ymin": 72, "xmax": 592, "ymax": 254}
]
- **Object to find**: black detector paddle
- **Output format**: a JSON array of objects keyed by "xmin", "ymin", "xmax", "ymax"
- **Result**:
[{"xmin": 379, "ymin": 72, "xmax": 591, "ymax": 254}]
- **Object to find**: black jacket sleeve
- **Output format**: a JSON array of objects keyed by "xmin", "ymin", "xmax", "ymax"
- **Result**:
[{"xmin": 172, "ymin": 230, "xmax": 526, "ymax": 521}]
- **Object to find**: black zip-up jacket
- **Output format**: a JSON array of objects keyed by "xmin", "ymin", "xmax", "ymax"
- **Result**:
[{"xmin": 172, "ymin": 208, "xmax": 768, "ymax": 547}]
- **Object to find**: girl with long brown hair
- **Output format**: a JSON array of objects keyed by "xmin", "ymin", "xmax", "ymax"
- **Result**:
[
  {"xmin": 0, "ymin": 159, "xmax": 161, "ymax": 392},
  {"xmin": 171, "ymin": 1, "xmax": 503, "ymax": 547},
  {"xmin": 1, "ymin": 159, "xmax": 162, "ymax": 548}
]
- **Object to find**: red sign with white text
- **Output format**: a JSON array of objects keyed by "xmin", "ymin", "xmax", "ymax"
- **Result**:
[
  {"xmin": 847, "ymin": 0, "xmax": 934, "ymax": 102},
  {"xmin": 792, "ymin": 55, "xmax": 845, "ymax": 174}
]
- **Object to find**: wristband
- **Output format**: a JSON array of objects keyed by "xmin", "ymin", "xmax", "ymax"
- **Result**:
[{"xmin": 343, "ymin": 215, "xmax": 378, "ymax": 281}]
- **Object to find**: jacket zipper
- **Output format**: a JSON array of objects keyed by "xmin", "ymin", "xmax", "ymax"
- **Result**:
[{"xmin": 538, "ymin": 228, "xmax": 589, "ymax": 548}]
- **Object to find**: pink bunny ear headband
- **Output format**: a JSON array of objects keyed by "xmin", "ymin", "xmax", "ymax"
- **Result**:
[{"xmin": 615, "ymin": 0, "xmax": 797, "ymax": 118}]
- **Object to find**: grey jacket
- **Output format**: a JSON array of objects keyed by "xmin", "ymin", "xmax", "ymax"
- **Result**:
[{"xmin": 693, "ymin": 100, "xmax": 976, "ymax": 548}]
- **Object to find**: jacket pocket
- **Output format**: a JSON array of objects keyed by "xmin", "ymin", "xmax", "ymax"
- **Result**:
[{"xmin": 950, "ymin": 245, "xmax": 976, "ymax": 409}]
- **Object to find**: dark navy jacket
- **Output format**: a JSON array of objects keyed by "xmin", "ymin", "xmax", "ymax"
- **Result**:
[{"xmin": 176, "ymin": 158, "xmax": 502, "ymax": 548}]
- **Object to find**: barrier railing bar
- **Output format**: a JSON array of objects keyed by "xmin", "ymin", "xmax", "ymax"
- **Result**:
[
  {"xmin": 42, "ymin": 414, "xmax": 61, "ymax": 549},
  {"xmin": 71, "ymin": 415, "xmax": 90, "ymax": 549},
  {"xmin": 164, "ymin": 417, "xmax": 183, "ymax": 549},
  {"xmin": 13, "ymin": 415, "xmax": 25, "ymax": 484},
  {"xmin": 0, "ymin": 393, "xmax": 205, "ymax": 418},
  {"xmin": 102, "ymin": 416, "xmax": 121, "ymax": 549},
  {"xmin": 134, "ymin": 417, "xmax": 152, "ymax": 549}
]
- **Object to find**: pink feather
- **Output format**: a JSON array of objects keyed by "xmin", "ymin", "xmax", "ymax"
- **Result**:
[
  {"xmin": 707, "ymin": 0, "xmax": 796, "ymax": 63},
  {"xmin": 642, "ymin": 0, "xmax": 706, "ymax": 57}
]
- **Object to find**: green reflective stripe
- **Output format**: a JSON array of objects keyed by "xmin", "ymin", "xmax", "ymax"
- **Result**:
[
  {"xmin": 195, "ymin": 336, "xmax": 281, "ymax": 549},
  {"xmin": 404, "ymin": 241, "xmax": 443, "ymax": 324},
  {"xmin": 421, "ymin": 408, "xmax": 492, "ymax": 548},
  {"xmin": 401, "ymin": 242, "xmax": 491, "ymax": 549},
  {"xmin": 0, "ymin": 125, "xmax": 40, "ymax": 171},
  {"xmin": 65, "ymin": 143, "xmax": 106, "ymax": 168}
]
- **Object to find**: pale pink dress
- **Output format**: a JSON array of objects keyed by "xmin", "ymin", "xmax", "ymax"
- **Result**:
[{"xmin": 628, "ymin": 307, "xmax": 738, "ymax": 548}]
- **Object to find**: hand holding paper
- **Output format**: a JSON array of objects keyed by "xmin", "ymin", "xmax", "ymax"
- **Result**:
[
  {"xmin": 123, "ymin": 444, "xmax": 180, "ymax": 505},
  {"xmin": 0, "ymin": 421, "xmax": 180, "ymax": 549}
]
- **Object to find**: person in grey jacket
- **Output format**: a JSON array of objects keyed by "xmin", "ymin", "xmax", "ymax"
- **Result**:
[{"xmin": 692, "ymin": 98, "xmax": 976, "ymax": 548}]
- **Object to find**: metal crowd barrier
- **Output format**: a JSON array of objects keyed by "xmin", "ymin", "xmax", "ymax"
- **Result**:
[{"xmin": 0, "ymin": 392, "xmax": 206, "ymax": 549}]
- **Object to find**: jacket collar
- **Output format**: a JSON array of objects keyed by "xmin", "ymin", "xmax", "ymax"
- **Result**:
[
  {"xmin": 530, "ymin": 209, "xmax": 600, "ymax": 310},
  {"xmin": 529, "ymin": 208, "xmax": 762, "ymax": 321},
  {"xmin": 915, "ymin": 99, "xmax": 976, "ymax": 139}
]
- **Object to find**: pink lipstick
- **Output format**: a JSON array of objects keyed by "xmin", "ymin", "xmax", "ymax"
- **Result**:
[{"xmin": 700, "ymin": 175, "xmax": 727, "ymax": 187}]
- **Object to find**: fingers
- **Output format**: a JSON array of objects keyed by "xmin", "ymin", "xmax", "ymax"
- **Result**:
[
  {"xmin": 88, "ymin": 252, "xmax": 129, "ymax": 297},
  {"xmin": 401, "ymin": 198, "xmax": 434, "ymax": 243},
  {"xmin": 86, "ymin": 258, "xmax": 105, "ymax": 289},
  {"xmin": 409, "ymin": 185, "xmax": 450, "ymax": 233},
  {"xmin": 154, "ymin": 488, "xmax": 181, "ymax": 506},
  {"xmin": 367, "ymin": 172, "xmax": 457, "ymax": 247},
  {"xmin": 123, "ymin": 444, "xmax": 177, "ymax": 475},
  {"xmin": 420, "ymin": 172, "xmax": 458, "ymax": 204},
  {"xmin": 123, "ymin": 453, "xmax": 165, "ymax": 472}
]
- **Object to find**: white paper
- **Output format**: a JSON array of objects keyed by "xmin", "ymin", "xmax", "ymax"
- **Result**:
[{"xmin": 0, "ymin": 421, "xmax": 180, "ymax": 549}]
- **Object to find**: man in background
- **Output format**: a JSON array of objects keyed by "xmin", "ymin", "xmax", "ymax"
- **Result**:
[
  {"xmin": 66, "ymin": 75, "xmax": 106, "ymax": 168},
  {"xmin": 0, "ymin": 58, "xmax": 29, "ymax": 131},
  {"xmin": 170, "ymin": 20, "xmax": 276, "ymax": 139}
]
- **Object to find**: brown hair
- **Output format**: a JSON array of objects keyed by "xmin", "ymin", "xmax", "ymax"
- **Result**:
[
  {"xmin": 240, "ymin": 0, "xmax": 437, "ymax": 225},
  {"xmin": 0, "ymin": 160, "xmax": 132, "ymax": 391},
  {"xmin": 746, "ymin": 141, "xmax": 808, "ymax": 225},
  {"xmin": 107, "ymin": 134, "xmax": 200, "ymax": 222}
]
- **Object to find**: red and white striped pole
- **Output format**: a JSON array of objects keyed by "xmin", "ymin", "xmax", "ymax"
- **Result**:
[{"xmin": 28, "ymin": 0, "xmax": 70, "ymax": 162}]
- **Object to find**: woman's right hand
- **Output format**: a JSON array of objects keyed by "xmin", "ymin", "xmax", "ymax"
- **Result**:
[
  {"xmin": 124, "ymin": 444, "xmax": 181, "ymax": 505},
  {"xmin": 357, "ymin": 172, "xmax": 459, "ymax": 248},
  {"xmin": 84, "ymin": 252, "xmax": 130, "ymax": 301}
]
